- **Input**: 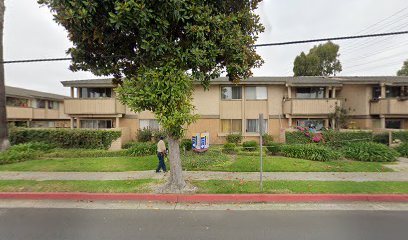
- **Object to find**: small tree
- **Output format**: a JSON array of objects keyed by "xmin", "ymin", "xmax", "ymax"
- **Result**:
[
  {"xmin": 39, "ymin": 0, "xmax": 264, "ymax": 192},
  {"xmin": 328, "ymin": 106, "xmax": 350, "ymax": 130},
  {"xmin": 397, "ymin": 60, "xmax": 408, "ymax": 76}
]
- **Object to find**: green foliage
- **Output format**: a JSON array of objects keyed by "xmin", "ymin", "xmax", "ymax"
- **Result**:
[
  {"xmin": 373, "ymin": 133, "xmax": 389, "ymax": 145},
  {"xmin": 280, "ymin": 144, "xmax": 341, "ymax": 162},
  {"xmin": 180, "ymin": 139, "xmax": 193, "ymax": 151},
  {"xmin": 125, "ymin": 142, "xmax": 156, "ymax": 156},
  {"xmin": 397, "ymin": 60, "xmax": 408, "ymax": 76},
  {"xmin": 293, "ymin": 41, "xmax": 342, "ymax": 76},
  {"xmin": 226, "ymin": 133, "xmax": 243, "ymax": 144},
  {"xmin": 392, "ymin": 131, "xmax": 408, "ymax": 143},
  {"xmin": 222, "ymin": 143, "xmax": 237, "ymax": 154},
  {"xmin": 396, "ymin": 143, "xmax": 408, "ymax": 157},
  {"xmin": 136, "ymin": 128, "xmax": 153, "ymax": 142},
  {"xmin": 322, "ymin": 130, "xmax": 373, "ymax": 148},
  {"xmin": 328, "ymin": 106, "xmax": 350, "ymax": 130},
  {"xmin": 9, "ymin": 128, "xmax": 121, "ymax": 150},
  {"xmin": 152, "ymin": 129, "xmax": 167, "ymax": 143},
  {"xmin": 242, "ymin": 140, "xmax": 258, "ymax": 152},
  {"xmin": 285, "ymin": 131, "xmax": 312, "ymax": 144},
  {"xmin": 43, "ymin": 149, "xmax": 126, "ymax": 158},
  {"xmin": 182, "ymin": 149, "xmax": 228, "ymax": 170},
  {"xmin": 39, "ymin": 0, "xmax": 264, "ymax": 140},
  {"xmin": 262, "ymin": 133, "xmax": 273, "ymax": 145},
  {"xmin": 0, "ymin": 143, "xmax": 55, "ymax": 164},
  {"xmin": 265, "ymin": 142, "xmax": 281, "ymax": 155},
  {"xmin": 341, "ymin": 142, "xmax": 399, "ymax": 162}
]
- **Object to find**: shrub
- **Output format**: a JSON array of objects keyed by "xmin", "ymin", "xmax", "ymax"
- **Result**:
[
  {"xmin": 372, "ymin": 133, "xmax": 389, "ymax": 145},
  {"xmin": 222, "ymin": 143, "xmax": 237, "ymax": 154},
  {"xmin": 226, "ymin": 133, "xmax": 243, "ymax": 144},
  {"xmin": 137, "ymin": 128, "xmax": 153, "ymax": 142},
  {"xmin": 9, "ymin": 142, "xmax": 55, "ymax": 152},
  {"xmin": 265, "ymin": 142, "xmax": 281, "ymax": 155},
  {"xmin": 0, "ymin": 143, "xmax": 55, "ymax": 164},
  {"xmin": 396, "ymin": 143, "xmax": 408, "ymax": 157},
  {"xmin": 152, "ymin": 129, "xmax": 167, "ymax": 142},
  {"xmin": 180, "ymin": 139, "xmax": 193, "ymax": 151},
  {"xmin": 322, "ymin": 130, "xmax": 372, "ymax": 148},
  {"xmin": 242, "ymin": 140, "xmax": 258, "ymax": 152},
  {"xmin": 341, "ymin": 142, "xmax": 399, "ymax": 162},
  {"xmin": 126, "ymin": 142, "xmax": 156, "ymax": 156},
  {"xmin": 285, "ymin": 131, "xmax": 312, "ymax": 144},
  {"xmin": 280, "ymin": 144, "xmax": 341, "ymax": 162},
  {"xmin": 9, "ymin": 128, "xmax": 121, "ymax": 149},
  {"xmin": 182, "ymin": 149, "xmax": 228, "ymax": 170},
  {"xmin": 262, "ymin": 134, "xmax": 273, "ymax": 145},
  {"xmin": 393, "ymin": 131, "xmax": 408, "ymax": 143}
]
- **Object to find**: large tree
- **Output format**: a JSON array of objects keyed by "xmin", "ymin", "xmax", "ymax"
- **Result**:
[
  {"xmin": 39, "ymin": 0, "xmax": 264, "ymax": 191},
  {"xmin": 0, "ymin": 0, "xmax": 9, "ymax": 152},
  {"xmin": 397, "ymin": 60, "xmax": 408, "ymax": 76},
  {"xmin": 293, "ymin": 41, "xmax": 342, "ymax": 76}
]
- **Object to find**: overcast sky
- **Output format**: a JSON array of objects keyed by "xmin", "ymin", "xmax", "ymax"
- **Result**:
[{"xmin": 4, "ymin": 0, "xmax": 408, "ymax": 95}]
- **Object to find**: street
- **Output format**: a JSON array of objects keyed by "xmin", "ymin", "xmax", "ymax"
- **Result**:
[{"xmin": 0, "ymin": 206, "xmax": 407, "ymax": 240}]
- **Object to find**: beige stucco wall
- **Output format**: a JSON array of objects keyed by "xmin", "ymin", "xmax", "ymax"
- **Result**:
[
  {"xmin": 338, "ymin": 85, "xmax": 371, "ymax": 116},
  {"xmin": 119, "ymin": 118, "xmax": 139, "ymax": 141},
  {"xmin": 268, "ymin": 85, "xmax": 286, "ymax": 115},
  {"xmin": 192, "ymin": 85, "xmax": 220, "ymax": 116},
  {"xmin": 185, "ymin": 119, "xmax": 222, "ymax": 144}
]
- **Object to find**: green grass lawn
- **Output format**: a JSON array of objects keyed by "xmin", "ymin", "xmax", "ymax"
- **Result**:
[
  {"xmin": 0, "ymin": 153, "xmax": 392, "ymax": 172},
  {"xmin": 0, "ymin": 179, "xmax": 158, "ymax": 193},
  {"xmin": 194, "ymin": 180, "xmax": 408, "ymax": 194},
  {"xmin": 0, "ymin": 179, "xmax": 406, "ymax": 194}
]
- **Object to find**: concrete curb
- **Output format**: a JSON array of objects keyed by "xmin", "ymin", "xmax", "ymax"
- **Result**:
[{"xmin": 1, "ymin": 193, "xmax": 408, "ymax": 203}]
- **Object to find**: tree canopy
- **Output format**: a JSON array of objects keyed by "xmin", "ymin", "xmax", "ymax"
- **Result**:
[
  {"xmin": 293, "ymin": 41, "xmax": 342, "ymax": 76},
  {"xmin": 397, "ymin": 60, "xmax": 408, "ymax": 76},
  {"xmin": 39, "ymin": 0, "xmax": 264, "ymax": 191}
]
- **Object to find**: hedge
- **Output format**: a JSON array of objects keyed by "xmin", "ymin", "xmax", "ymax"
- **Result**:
[
  {"xmin": 341, "ymin": 142, "xmax": 399, "ymax": 162},
  {"xmin": 396, "ymin": 143, "xmax": 408, "ymax": 157},
  {"xmin": 392, "ymin": 131, "xmax": 408, "ymax": 143},
  {"xmin": 285, "ymin": 131, "xmax": 312, "ymax": 144},
  {"xmin": 286, "ymin": 130, "xmax": 373, "ymax": 147},
  {"xmin": 242, "ymin": 140, "xmax": 258, "ymax": 152},
  {"xmin": 9, "ymin": 128, "xmax": 121, "ymax": 150},
  {"xmin": 280, "ymin": 144, "xmax": 341, "ymax": 162}
]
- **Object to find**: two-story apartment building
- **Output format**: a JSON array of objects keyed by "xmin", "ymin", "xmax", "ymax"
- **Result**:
[
  {"xmin": 5, "ymin": 86, "xmax": 70, "ymax": 128},
  {"xmin": 61, "ymin": 76, "xmax": 408, "ymax": 144}
]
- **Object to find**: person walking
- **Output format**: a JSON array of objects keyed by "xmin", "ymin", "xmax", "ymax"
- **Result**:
[{"xmin": 156, "ymin": 136, "xmax": 167, "ymax": 173}]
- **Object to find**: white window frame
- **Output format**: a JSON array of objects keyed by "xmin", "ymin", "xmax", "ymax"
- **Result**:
[
  {"xmin": 246, "ymin": 119, "xmax": 268, "ymax": 133},
  {"xmin": 245, "ymin": 86, "xmax": 267, "ymax": 100},
  {"xmin": 221, "ymin": 86, "xmax": 242, "ymax": 100}
]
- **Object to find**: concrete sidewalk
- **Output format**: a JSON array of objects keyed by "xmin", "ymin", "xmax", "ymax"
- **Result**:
[{"xmin": 0, "ymin": 171, "xmax": 408, "ymax": 182}]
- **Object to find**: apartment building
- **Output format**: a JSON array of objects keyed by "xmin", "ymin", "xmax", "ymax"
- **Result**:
[
  {"xmin": 5, "ymin": 86, "xmax": 70, "ymax": 128},
  {"xmin": 61, "ymin": 76, "xmax": 408, "ymax": 144}
]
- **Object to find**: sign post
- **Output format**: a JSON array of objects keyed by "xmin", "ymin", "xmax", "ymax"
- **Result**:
[{"xmin": 259, "ymin": 114, "xmax": 264, "ymax": 192}]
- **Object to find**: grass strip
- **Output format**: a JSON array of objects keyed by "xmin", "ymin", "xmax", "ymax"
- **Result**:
[{"xmin": 193, "ymin": 180, "xmax": 408, "ymax": 194}]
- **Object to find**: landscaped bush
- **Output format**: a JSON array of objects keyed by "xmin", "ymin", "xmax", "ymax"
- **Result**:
[
  {"xmin": 280, "ymin": 144, "xmax": 341, "ymax": 162},
  {"xmin": 222, "ymin": 143, "xmax": 237, "ymax": 154},
  {"xmin": 226, "ymin": 133, "xmax": 243, "ymax": 144},
  {"xmin": 341, "ymin": 142, "xmax": 399, "ymax": 162},
  {"xmin": 265, "ymin": 142, "xmax": 281, "ymax": 155},
  {"xmin": 396, "ymin": 143, "xmax": 408, "ymax": 157},
  {"xmin": 9, "ymin": 128, "xmax": 121, "ymax": 149},
  {"xmin": 0, "ymin": 143, "xmax": 55, "ymax": 164},
  {"xmin": 392, "ymin": 131, "xmax": 408, "ymax": 143},
  {"xmin": 180, "ymin": 139, "xmax": 193, "ymax": 151},
  {"xmin": 137, "ymin": 128, "xmax": 153, "ymax": 142},
  {"xmin": 152, "ymin": 129, "xmax": 167, "ymax": 142},
  {"xmin": 182, "ymin": 149, "xmax": 228, "ymax": 170},
  {"xmin": 242, "ymin": 141, "xmax": 258, "ymax": 152},
  {"xmin": 126, "ymin": 142, "xmax": 156, "ymax": 156},
  {"xmin": 372, "ymin": 133, "xmax": 389, "ymax": 145},
  {"xmin": 322, "ymin": 130, "xmax": 372, "ymax": 148},
  {"xmin": 285, "ymin": 131, "xmax": 312, "ymax": 144},
  {"xmin": 262, "ymin": 134, "xmax": 274, "ymax": 145}
]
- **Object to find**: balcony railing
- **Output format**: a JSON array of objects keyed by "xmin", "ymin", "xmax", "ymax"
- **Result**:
[
  {"xmin": 6, "ymin": 106, "xmax": 33, "ymax": 119},
  {"xmin": 370, "ymin": 98, "xmax": 408, "ymax": 115},
  {"xmin": 64, "ymin": 98, "xmax": 126, "ymax": 115},
  {"xmin": 7, "ymin": 107, "xmax": 65, "ymax": 120},
  {"xmin": 283, "ymin": 98, "xmax": 341, "ymax": 115}
]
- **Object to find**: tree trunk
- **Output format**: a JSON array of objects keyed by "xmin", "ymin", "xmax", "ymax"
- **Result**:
[
  {"xmin": 0, "ymin": 0, "xmax": 9, "ymax": 152},
  {"xmin": 165, "ymin": 135, "xmax": 186, "ymax": 192}
]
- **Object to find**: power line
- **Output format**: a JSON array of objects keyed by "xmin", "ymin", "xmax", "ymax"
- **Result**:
[{"xmin": 2, "ymin": 30, "xmax": 408, "ymax": 64}]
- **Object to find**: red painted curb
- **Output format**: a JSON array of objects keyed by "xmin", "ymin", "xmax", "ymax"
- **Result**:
[{"xmin": 0, "ymin": 193, "xmax": 408, "ymax": 203}]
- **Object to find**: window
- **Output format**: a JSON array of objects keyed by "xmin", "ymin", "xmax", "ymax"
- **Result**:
[
  {"xmin": 296, "ymin": 119, "xmax": 325, "ymax": 131},
  {"xmin": 372, "ymin": 86, "xmax": 381, "ymax": 99},
  {"xmin": 221, "ymin": 119, "xmax": 242, "ymax": 133},
  {"xmin": 6, "ymin": 97, "xmax": 29, "ymax": 107},
  {"xmin": 140, "ymin": 119, "xmax": 160, "ymax": 130},
  {"xmin": 295, "ymin": 87, "xmax": 325, "ymax": 99},
  {"xmin": 386, "ymin": 86, "xmax": 401, "ymax": 98},
  {"xmin": 385, "ymin": 119, "xmax": 401, "ymax": 129},
  {"xmin": 79, "ymin": 88, "xmax": 112, "ymax": 98},
  {"xmin": 33, "ymin": 99, "xmax": 46, "ymax": 109},
  {"xmin": 221, "ymin": 86, "xmax": 242, "ymax": 100},
  {"xmin": 246, "ymin": 119, "xmax": 268, "ymax": 133},
  {"xmin": 80, "ymin": 120, "xmax": 112, "ymax": 129},
  {"xmin": 246, "ymin": 87, "xmax": 267, "ymax": 100},
  {"xmin": 48, "ymin": 101, "xmax": 59, "ymax": 110}
]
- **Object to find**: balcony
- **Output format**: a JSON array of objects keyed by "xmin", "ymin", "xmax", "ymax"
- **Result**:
[
  {"xmin": 6, "ymin": 106, "xmax": 33, "ymax": 119},
  {"xmin": 64, "ymin": 98, "xmax": 126, "ymax": 115},
  {"xmin": 283, "ymin": 98, "xmax": 341, "ymax": 116},
  {"xmin": 370, "ymin": 98, "xmax": 408, "ymax": 115}
]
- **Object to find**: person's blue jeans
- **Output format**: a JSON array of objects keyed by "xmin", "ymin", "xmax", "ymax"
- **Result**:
[{"xmin": 156, "ymin": 152, "xmax": 167, "ymax": 172}]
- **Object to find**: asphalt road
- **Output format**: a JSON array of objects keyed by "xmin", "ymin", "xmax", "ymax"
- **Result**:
[{"xmin": 0, "ymin": 208, "xmax": 407, "ymax": 240}]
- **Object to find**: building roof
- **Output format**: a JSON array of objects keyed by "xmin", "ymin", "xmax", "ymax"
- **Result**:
[
  {"xmin": 60, "ymin": 76, "xmax": 408, "ymax": 87},
  {"xmin": 5, "ymin": 86, "xmax": 68, "ymax": 101}
]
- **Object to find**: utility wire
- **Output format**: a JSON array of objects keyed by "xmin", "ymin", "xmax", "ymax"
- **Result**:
[{"xmin": 2, "ymin": 30, "xmax": 408, "ymax": 64}]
